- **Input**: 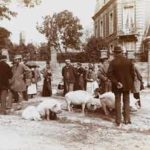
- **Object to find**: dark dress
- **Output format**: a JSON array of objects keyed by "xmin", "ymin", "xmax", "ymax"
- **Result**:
[{"xmin": 42, "ymin": 69, "xmax": 52, "ymax": 97}]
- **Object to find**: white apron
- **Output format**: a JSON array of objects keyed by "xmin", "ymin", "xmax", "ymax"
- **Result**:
[{"xmin": 27, "ymin": 83, "xmax": 37, "ymax": 95}]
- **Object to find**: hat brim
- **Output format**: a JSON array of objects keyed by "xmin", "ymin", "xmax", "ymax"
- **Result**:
[{"xmin": 113, "ymin": 50, "xmax": 122, "ymax": 53}]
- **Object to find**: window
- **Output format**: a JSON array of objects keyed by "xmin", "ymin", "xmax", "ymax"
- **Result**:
[
  {"xmin": 100, "ymin": 19, "xmax": 104, "ymax": 37},
  {"xmin": 123, "ymin": 4, "xmax": 135, "ymax": 34},
  {"xmin": 95, "ymin": 21, "xmax": 98, "ymax": 37},
  {"xmin": 109, "ymin": 11, "xmax": 114, "ymax": 35}
]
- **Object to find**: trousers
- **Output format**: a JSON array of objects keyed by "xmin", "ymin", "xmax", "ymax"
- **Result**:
[
  {"xmin": 115, "ymin": 91, "xmax": 131, "ymax": 124},
  {"xmin": 0, "ymin": 89, "xmax": 8, "ymax": 114}
]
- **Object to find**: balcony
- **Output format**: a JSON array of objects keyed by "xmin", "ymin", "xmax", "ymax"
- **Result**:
[{"xmin": 117, "ymin": 29, "xmax": 138, "ymax": 41}]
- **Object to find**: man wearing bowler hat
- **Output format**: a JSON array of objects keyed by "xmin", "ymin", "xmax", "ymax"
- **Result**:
[{"xmin": 107, "ymin": 46, "xmax": 134, "ymax": 126}]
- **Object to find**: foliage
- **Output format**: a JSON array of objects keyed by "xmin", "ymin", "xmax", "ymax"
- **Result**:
[
  {"xmin": 84, "ymin": 36, "xmax": 108, "ymax": 62},
  {"xmin": 20, "ymin": 0, "xmax": 42, "ymax": 7},
  {"xmin": 0, "ymin": 0, "xmax": 41, "ymax": 20},
  {"xmin": 0, "ymin": 2, "xmax": 15, "ymax": 20},
  {"xmin": 38, "ymin": 43, "xmax": 50, "ymax": 61},
  {"xmin": 0, "ymin": 27, "xmax": 11, "ymax": 48},
  {"xmin": 55, "ymin": 10, "xmax": 83, "ymax": 51},
  {"xmin": 57, "ymin": 52, "xmax": 88, "ymax": 63},
  {"xmin": 37, "ymin": 10, "xmax": 83, "ymax": 54}
]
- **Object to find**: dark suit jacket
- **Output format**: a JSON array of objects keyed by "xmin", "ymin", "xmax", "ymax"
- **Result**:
[
  {"xmin": 107, "ymin": 55, "xmax": 134, "ymax": 93},
  {"xmin": 62, "ymin": 65, "xmax": 75, "ymax": 83},
  {"xmin": 0, "ymin": 61, "xmax": 13, "ymax": 90}
]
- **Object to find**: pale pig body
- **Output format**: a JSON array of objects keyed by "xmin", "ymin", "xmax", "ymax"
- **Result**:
[
  {"xmin": 22, "ymin": 106, "xmax": 41, "ymax": 121},
  {"xmin": 99, "ymin": 92, "xmax": 138, "ymax": 115},
  {"xmin": 65, "ymin": 90, "xmax": 101, "ymax": 114},
  {"xmin": 37, "ymin": 99, "xmax": 62, "ymax": 120},
  {"xmin": 99, "ymin": 92, "xmax": 115, "ymax": 115}
]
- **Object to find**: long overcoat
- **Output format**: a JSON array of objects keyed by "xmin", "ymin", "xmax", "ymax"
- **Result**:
[
  {"xmin": 107, "ymin": 55, "xmax": 134, "ymax": 93},
  {"xmin": 10, "ymin": 63, "xmax": 31, "ymax": 92},
  {"xmin": 132, "ymin": 65, "xmax": 143, "ymax": 93},
  {"xmin": 0, "ymin": 61, "xmax": 13, "ymax": 90}
]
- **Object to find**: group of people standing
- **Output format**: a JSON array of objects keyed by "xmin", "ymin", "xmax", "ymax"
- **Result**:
[
  {"xmin": 0, "ymin": 46, "xmax": 144, "ymax": 126},
  {"xmin": 0, "ymin": 54, "xmax": 53, "ymax": 114},
  {"xmin": 61, "ymin": 57, "xmax": 112, "ymax": 96},
  {"xmin": 61, "ymin": 46, "xmax": 144, "ymax": 126},
  {"xmin": 62, "ymin": 59, "xmax": 100, "ymax": 95}
]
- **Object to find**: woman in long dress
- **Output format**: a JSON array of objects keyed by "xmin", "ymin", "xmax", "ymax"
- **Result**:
[{"xmin": 41, "ymin": 62, "xmax": 52, "ymax": 97}]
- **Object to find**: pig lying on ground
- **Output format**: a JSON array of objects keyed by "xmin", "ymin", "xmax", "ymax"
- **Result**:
[
  {"xmin": 65, "ymin": 90, "xmax": 101, "ymax": 114},
  {"xmin": 94, "ymin": 89, "xmax": 139, "ymax": 115},
  {"xmin": 37, "ymin": 99, "xmax": 62, "ymax": 120},
  {"xmin": 22, "ymin": 106, "xmax": 42, "ymax": 121}
]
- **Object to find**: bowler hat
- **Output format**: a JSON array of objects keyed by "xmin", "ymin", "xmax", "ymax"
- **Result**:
[
  {"xmin": 113, "ymin": 46, "xmax": 123, "ymax": 53},
  {"xmin": 14, "ymin": 54, "xmax": 22, "ymax": 60}
]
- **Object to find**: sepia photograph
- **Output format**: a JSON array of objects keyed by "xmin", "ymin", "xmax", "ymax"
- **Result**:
[{"xmin": 0, "ymin": 0, "xmax": 150, "ymax": 149}]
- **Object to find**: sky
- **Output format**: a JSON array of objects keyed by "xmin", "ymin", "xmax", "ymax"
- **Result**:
[{"xmin": 0, "ymin": 0, "xmax": 96, "ymax": 44}]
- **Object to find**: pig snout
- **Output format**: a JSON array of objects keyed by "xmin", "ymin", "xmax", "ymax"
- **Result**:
[{"xmin": 86, "ymin": 98, "xmax": 101, "ymax": 111}]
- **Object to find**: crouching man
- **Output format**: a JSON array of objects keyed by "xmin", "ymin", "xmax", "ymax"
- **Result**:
[{"xmin": 0, "ymin": 55, "xmax": 13, "ymax": 114}]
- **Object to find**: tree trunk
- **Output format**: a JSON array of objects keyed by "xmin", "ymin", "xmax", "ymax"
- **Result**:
[{"xmin": 47, "ymin": 40, "xmax": 51, "ymax": 61}]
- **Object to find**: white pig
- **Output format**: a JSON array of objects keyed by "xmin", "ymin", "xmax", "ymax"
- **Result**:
[
  {"xmin": 22, "ymin": 106, "xmax": 41, "ymax": 121},
  {"xmin": 99, "ymin": 92, "xmax": 115, "ymax": 115},
  {"xmin": 65, "ymin": 90, "xmax": 101, "ymax": 114},
  {"xmin": 37, "ymin": 99, "xmax": 62, "ymax": 120},
  {"xmin": 98, "ymin": 92, "xmax": 138, "ymax": 115},
  {"xmin": 86, "ymin": 98, "xmax": 102, "ymax": 111}
]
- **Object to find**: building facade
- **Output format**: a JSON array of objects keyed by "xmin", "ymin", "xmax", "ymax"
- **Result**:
[{"xmin": 93, "ymin": 0, "xmax": 150, "ymax": 59}]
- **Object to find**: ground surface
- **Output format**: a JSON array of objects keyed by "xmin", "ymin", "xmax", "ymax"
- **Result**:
[
  {"xmin": 0, "ymin": 62, "xmax": 150, "ymax": 150},
  {"xmin": 0, "ymin": 114, "xmax": 150, "ymax": 150},
  {"xmin": 0, "ymin": 89, "xmax": 150, "ymax": 150}
]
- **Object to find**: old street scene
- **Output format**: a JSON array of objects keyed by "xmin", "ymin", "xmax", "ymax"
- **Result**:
[{"xmin": 1, "ymin": 0, "xmax": 150, "ymax": 149}]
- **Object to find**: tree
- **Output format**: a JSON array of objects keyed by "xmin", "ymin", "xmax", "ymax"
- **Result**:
[
  {"xmin": 55, "ymin": 10, "xmax": 83, "ymax": 52},
  {"xmin": 37, "ymin": 14, "xmax": 57, "ymax": 60},
  {"xmin": 0, "ymin": 27, "xmax": 11, "ymax": 49},
  {"xmin": 37, "ymin": 10, "xmax": 83, "ymax": 60},
  {"xmin": 84, "ymin": 36, "xmax": 108, "ymax": 62},
  {"xmin": 0, "ymin": 0, "xmax": 41, "ymax": 20}
]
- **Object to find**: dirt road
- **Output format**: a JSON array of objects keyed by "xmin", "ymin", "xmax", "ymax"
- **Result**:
[{"xmin": 0, "ymin": 115, "xmax": 150, "ymax": 150}]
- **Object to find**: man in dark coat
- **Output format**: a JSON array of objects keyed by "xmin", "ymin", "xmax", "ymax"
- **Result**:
[
  {"xmin": 97, "ymin": 58, "xmax": 112, "ymax": 94},
  {"xmin": 76, "ymin": 62, "xmax": 86, "ymax": 90},
  {"xmin": 107, "ymin": 46, "xmax": 134, "ymax": 126},
  {"xmin": 62, "ymin": 59, "xmax": 75, "ymax": 95},
  {"xmin": 0, "ymin": 55, "xmax": 13, "ymax": 114}
]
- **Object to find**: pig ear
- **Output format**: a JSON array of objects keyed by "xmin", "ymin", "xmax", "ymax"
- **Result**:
[{"xmin": 53, "ymin": 104, "xmax": 57, "ymax": 108}]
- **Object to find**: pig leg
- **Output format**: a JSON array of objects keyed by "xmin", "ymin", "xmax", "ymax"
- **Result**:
[
  {"xmin": 101, "ymin": 101, "xmax": 109, "ymax": 115},
  {"xmin": 81, "ymin": 103, "xmax": 86, "ymax": 115},
  {"xmin": 45, "ymin": 108, "xmax": 50, "ymax": 121},
  {"xmin": 66, "ymin": 100, "xmax": 71, "ymax": 112}
]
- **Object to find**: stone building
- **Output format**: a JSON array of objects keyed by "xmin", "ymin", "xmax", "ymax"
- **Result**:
[{"xmin": 93, "ymin": 0, "xmax": 150, "ymax": 59}]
